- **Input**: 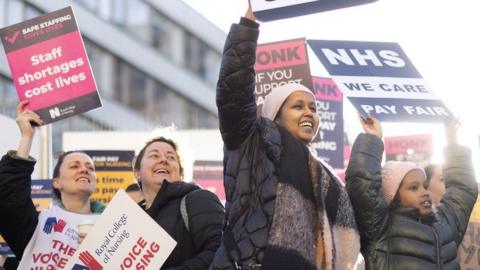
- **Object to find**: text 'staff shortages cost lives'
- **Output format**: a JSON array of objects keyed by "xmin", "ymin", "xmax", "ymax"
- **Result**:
[{"xmin": 0, "ymin": 6, "xmax": 101, "ymax": 125}]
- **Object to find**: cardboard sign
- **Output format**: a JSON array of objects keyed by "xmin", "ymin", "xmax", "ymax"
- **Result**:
[
  {"xmin": 83, "ymin": 150, "xmax": 135, "ymax": 204},
  {"xmin": 255, "ymin": 38, "xmax": 313, "ymax": 113},
  {"xmin": 310, "ymin": 77, "xmax": 344, "ymax": 169},
  {"xmin": 384, "ymin": 134, "xmax": 433, "ymax": 166},
  {"xmin": 251, "ymin": 0, "xmax": 377, "ymax": 22},
  {"xmin": 0, "ymin": 6, "xmax": 101, "ymax": 125},
  {"xmin": 65, "ymin": 190, "xmax": 176, "ymax": 270},
  {"xmin": 308, "ymin": 40, "xmax": 453, "ymax": 122}
]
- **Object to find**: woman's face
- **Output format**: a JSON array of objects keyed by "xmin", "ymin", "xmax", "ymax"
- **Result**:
[
  {"xmin": 398, "ymin": 170, "xmax": 432, "ymax": 216},
  {"xmin": 428, "ymin": 165, "xmax": 445, "ymax": 206},
  {"xmin": 135, "ymin": 141, "xmax": 181, "ymax": 192},
  {"xmin": 275, "ymin": 91, "xmax": 319, "ymax": 144},
  {"xmin": 53, "ymin": 153, "xmax": 96, "ymax": 198}
]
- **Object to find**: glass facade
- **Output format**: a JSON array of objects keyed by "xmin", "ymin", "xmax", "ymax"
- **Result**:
[
  {"xmin": 74, "ymin": 0, "xmax": 221, "ymax": 86},
  {"xmin": 0, "ymin": 0, "xmax": 220, "ymax": 154}
]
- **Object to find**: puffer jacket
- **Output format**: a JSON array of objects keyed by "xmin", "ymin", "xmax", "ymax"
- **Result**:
[
  {"xmin": 210, "ymin": 18, "xmax": 282, "ymax": 270},
  {"xmin": 346, "ymin": 133, "xmax": 478, "ymax": 270},
  {"xmin": 144, "ymin": 181, "xmax": 225, "ymax": 270}
]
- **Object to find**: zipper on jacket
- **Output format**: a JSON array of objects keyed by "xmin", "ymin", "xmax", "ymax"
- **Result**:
[{"xmin": 431, "ymin": 227, "xmax": 443, "ymax": 270}]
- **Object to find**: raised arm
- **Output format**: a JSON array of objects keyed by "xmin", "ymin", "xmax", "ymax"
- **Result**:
[
  {"xmin": 216, "ymin": 2, "xmax": 259, "ymax": 150},
  {"xmin": 437, "ymin": 121, "xmax": 478, "ymax": 244},
  {"xmin": 0, "ymin": 101, "xmax": 42, "ymax": 258},
  {"xmin": 346, "ymin": 116, "xmax": 389, "ymax": 245}
]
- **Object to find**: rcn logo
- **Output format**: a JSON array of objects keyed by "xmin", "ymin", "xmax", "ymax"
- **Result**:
[
  {"xmin": 43, "ymin": 217, "xmax": 67, "ymax": 234},
  {"xmin": 71, "ymin": 251, "xmax": 103, "ymax": 270},
  {"xmin": 49, "ymin": 107, "xmax": 61, "ymax": 119},
  {"xmin": 3, "ymin": 31, "xmax": 20, "ymax": 44}
]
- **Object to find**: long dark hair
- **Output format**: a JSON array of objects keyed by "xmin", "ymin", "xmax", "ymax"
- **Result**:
[
  {"xmin": 133, "ymin": 137, "xmax": 184, "ymax": 181},
  {"xmin": 52, "ymin": 151, "xmax": 90, "ymax": 200}
]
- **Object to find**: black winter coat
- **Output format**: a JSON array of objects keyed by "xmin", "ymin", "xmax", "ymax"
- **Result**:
[
  {"xmin": 145, "ymin": 181, "xmax": 225, "ymax": 270},
  {"xmin": 210, "ymin": 17, "xmax": 283, "ymax": 270},
  {"xmin": 346, "ymin": 133, "xmax": 478, "ymax": 270}
]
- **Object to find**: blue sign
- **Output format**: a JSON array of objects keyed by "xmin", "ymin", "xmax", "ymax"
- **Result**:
[{"xmin": 307, "ymin": 39, "xmax": 454, "ymax": 122}]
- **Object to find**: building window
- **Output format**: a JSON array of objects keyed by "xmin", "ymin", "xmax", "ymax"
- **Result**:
[
  {"xmin": 5, "ymin": 0, "xmax": 23, "ymax": 26},
  {"xmin": 0, "ymin": 77, "xmax": 17, "ymax": 118},
  {"xmin": 84, "ymin": 40, "xmax": 114, "ymax": 99}
]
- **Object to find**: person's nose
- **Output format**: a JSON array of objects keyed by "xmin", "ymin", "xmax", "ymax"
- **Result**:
[
  {"xmin": 78, "ymin": 164, "xmax": 90, "ymax": 174},
  {"xmin": 158, "ymin": 154, "xmax": 168, "ymax": 164},
  {"xmin": 303, "ymin": 106, "xmax": 314, "ymax": 117},
  {"xmin": 422, "ymin": 187, "xmax": 431, "ymax": 198}
]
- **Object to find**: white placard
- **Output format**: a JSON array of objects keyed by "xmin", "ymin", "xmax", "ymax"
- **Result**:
[{"xmin": 65, "ymin": 190, "xmax": 176, "ymax": 270}]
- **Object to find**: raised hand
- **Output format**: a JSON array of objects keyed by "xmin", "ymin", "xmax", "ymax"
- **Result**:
[
  {"xmin": 16, "ymin": 101, "xmax": 42, "ymax": 138},
  {"xmin": 79, "ymin": 251, "xmax": 103, "ymax": 270},
  {"xmin": 15, "ymin": 101, "xmax": 43, "ymax": 158},
  {"xmin": 43, "ymin": 217, "xmax": 57, "ymax": 234},
  {"xmin": 245, "ymin": 0, "xmax": 256, "ymax": 21},
  {"xmin": 445, "ymin": 119, "xmax": 460, "ymax": 145},
  {"xmin": 359, "ymin": 115, "xmax": 382, "ymax": 138}
]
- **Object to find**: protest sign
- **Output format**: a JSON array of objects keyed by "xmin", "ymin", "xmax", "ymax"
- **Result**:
[
  {"xmin": 192, "ymin": 160, "xmax": 225, "ymax": 204},
  {"xmin": 311, "ymin": 77, "xmax": 344, "ymax": 169},
  {"xmin": 251, "ymin": 0, "xmax": 377, "ymax": 22},
  {"xmin": 255, "ymin": 38, "xmax": 313, "ymax": 113},
  {"xmin": 384, "ymin": 134, "xmax": 433, "ymax": 166},
  {"xmin": 65, "ymin": 190, "xmax": 176, "ymax": 270},
  {"xmin": 0, "ymin": 6, "xmax": 101, "ymax": 125},
  {"xmin": 308, "ymin": 40, "xmax": 453, "ymax": 122},
  {"xmin": 83, "ymin": 150, "xmax": 135, "ymax": 204}
]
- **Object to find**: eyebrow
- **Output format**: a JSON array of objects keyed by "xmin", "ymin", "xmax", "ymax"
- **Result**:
[
  {"xmin": 67, "ymin": 160, "xmax": 94, "ymax": 166},
  {"xmin": 147, "ymin": 149, "xmax": 176, "ymax": 155}
]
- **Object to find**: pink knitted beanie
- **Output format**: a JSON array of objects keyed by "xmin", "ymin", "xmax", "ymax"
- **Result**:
[
  {"xmin": 261, "ymin": 83, "xmax": 314, "ymax": 120},
  {"xmin": 381, "ymin": 161, "xmax": 426, "ymax": 205}
]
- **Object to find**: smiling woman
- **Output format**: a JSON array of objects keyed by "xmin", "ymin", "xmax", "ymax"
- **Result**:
[
  {"xmin": 0, "ymin": 101, "xmax": 105, "ymax": 269},
  {"xmin": 210, "ymin": 3, "xmax": 362, "ymax": 269},
  {"xmin": 132, "ymin": 134, "xmax": 224, "ymax": 269}
]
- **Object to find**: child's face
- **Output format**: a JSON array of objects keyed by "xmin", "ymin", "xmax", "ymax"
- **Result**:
[
  {"xmin": 428, "ymin": 165, "xmax": 445, "ymax": 206},
  {"xmin": 398, "ymin": 170, "xmax": 433, "ymax": 216}
]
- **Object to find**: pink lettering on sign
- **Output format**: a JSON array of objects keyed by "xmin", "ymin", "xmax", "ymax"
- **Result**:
[
  {"xmin": 6, "ymin": 30, "xmax": 96, "ymax": 111},
  {"xmin": 255, "ymin": 39, "xmax": 308, "ymax": 71},
  {"xmin": 312, "ymin": 77, "xmax": 343, "ymax": 102},
  {"xmin": 119, "ymin": 237, "xmax": 160, "ymax": 270}
]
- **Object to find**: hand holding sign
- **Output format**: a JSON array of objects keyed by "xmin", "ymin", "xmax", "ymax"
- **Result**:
[
  {"xmin": 445, "ymin": 119, "xmax": 460, "ymax": 146},
  {"xmin": 246, "ymin": 0, "xmax": 256, "ymax": 21},
  {"xmin": 360, "ymin": 115, "xmax": 382, "ymax": 139}
]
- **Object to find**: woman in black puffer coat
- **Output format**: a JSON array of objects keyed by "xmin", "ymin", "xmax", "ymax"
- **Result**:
[
  {"xmin": 346, "ymin": 115, "xmax": 478, "ymax": 270},
  {"xmin": 210, "ymin": 2, "xmax": 362, "ymax": 270}
]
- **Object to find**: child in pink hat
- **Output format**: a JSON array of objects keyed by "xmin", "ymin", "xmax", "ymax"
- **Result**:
[{"xmin": 346, "ymin": 116, "xmax": 478, "ymax": 270}]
